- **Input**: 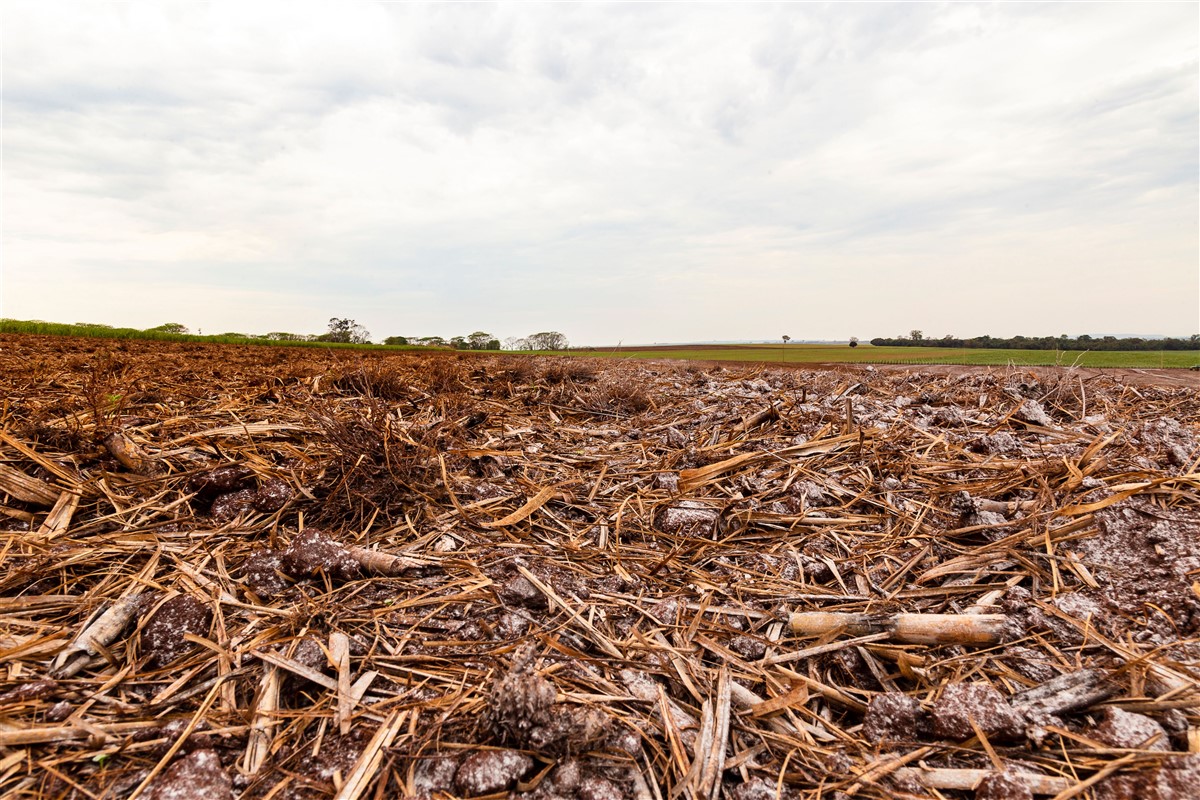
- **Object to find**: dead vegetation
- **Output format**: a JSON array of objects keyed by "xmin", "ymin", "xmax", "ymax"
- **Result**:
[{"xmin": 0, "ymin": 333, "xmax": 1198, "ymax": 800}]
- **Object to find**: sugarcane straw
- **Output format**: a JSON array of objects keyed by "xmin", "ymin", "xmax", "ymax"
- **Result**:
[
  {"xmin": 788, "ymin": 611, "xmax": 1008, "ymax": 644},
  {"xmin": 101, "ymin": 431, "xmax": 152, "ymax": 474},
  {"xmin": 893, "ymin": 767, "xmax": 1073, "ymax": 795}
]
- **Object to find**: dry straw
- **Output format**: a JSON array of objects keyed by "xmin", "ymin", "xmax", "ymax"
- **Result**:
[{"xmin": 0, "ymin": 336, "xmax": 1197, "ymax": 799}]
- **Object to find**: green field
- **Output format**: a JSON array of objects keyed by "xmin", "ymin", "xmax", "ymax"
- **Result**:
[{"xmin": 575, "ymin": 344, "xmax": 1200, "ymax": 369}]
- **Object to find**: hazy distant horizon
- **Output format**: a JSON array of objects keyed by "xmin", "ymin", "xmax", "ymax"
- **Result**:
[
  {"xmin": 3, "ymin": 3, "xmax": 1196, "ymax": 342},
  {"xmin": 3, "ymin": 316, "xmax": 1196, "ymax": 350}
]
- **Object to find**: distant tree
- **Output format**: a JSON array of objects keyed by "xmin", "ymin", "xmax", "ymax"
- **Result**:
[
  {"xmin": 319, "ymin": 317, "xmax": 370, "ymax": 344},
  {"xmin": 383, "ymin": 336, "xmax": 409, "ymax": 346},
  {"xmin": 415, "ymin": 336, "xmax": 447, "ymax": 347},
  {"xmin": 147, "ymin": 322, "xmax": 189, "ymax": 335},
  {"xmin": 267, "ymin": 331, "xmax": 311, "ymax": 342},
  {"xmin": 849, "ymin": 337, "xmax": 859, "ymax": 348},
  {"xmin": 466, "ymin": 331, "xmax": 496, "ymax": 350},
  {"xmin": 526, "ymin": 331, "xmax": 569, "ymax": 350},
  {"xmin": 450, "ymin": 336, "xmax": 467, "ymax": 349},
  {"xmin": 504, "ymin": 336, "xmax": 529, "ymax": 350},
  {"xmin": 910, "ymin": 330, "xmax": 924, "ymax": 341}
]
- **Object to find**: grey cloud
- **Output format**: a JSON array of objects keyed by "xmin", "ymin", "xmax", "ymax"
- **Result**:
[
  {"xmin": 3, "ymin": 2, "xmax": 1195, "ymax": 343},
  {"xmin": 414, "ymin": 4, "xmax": 516, "ymax": 71}
]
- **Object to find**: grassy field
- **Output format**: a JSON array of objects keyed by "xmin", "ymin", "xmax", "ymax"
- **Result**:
[{"xmin": 574, "ymin": 344, "xmax": 1200, "ymax": 369}]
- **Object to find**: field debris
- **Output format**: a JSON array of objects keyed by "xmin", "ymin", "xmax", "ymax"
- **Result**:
[{"xmin": 0, "ymin": 334, "xmax": 1198, "ymax": 799}]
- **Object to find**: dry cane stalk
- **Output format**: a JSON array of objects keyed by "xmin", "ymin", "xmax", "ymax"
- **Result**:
[
  {"xmin": 0, "ymin": 720, "xmax": 162, "ymax": 747},
  {"xmin": 241, "ymin": 666, "xmax": 281, "ymax": 776},
  {"xmin": 698, "ymin": 667, "xmax": 731, "ymax": 800},
  {"xmin": 1010, "ymin": 669, "xmax": 1117, "ymax": 717},
  {"xmin": 893, "ymin": 767, "xmax": 1073, "ymax": 795},
  {"xmin": 51, "ymin": 592, "xmax": 146, "ymax": 678},
  {"xmin": 0, "ymin": 463, "xmax": 62, "ymax": 506},
  {"xmin": 102, "ymin": 431, "xmax": 152, "ymax": 474},
  {"xmin": 333, "ymin": 710, "xmax": 407, "ymax": 800},
  {"xmin": 330, "ymin": 631, "xmax": 353, "ymax": 735},
  {"xmin": 682, "ymin": 696, "xmax": 715, "ymax": 799},
  {"xmin": 345, "ymin": 544, "xmax": 433, "ymax": 574},
  {"xmin": 789, "ymin": 611, "xmax": 1008, "ymax": 645},
  {"xmin": 37, "ymin": 491, "xmax": 81, "ymax": 539}
]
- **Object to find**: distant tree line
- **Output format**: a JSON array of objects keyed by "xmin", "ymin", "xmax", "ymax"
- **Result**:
[
  {"xmin": 387, "ymin": 331, "xmax": 567, "ymax": 351},
  {"xmin": 0, "ymin": 319, "xmax": 369, "ymax": 348},
  {"xmin": 505, "ymin": 331, "xmax": 570, "ymax": 351},
  {"xmin": 383, "ymin": 331, "xmax": 501, "ymax": 350},
  {"xmin": 4, "ymin": 317, "xmax": 572, "ymax": 352},
  {"xmin": 870, "ymin": 331, "xmax": 1200, "ymax": 351}
]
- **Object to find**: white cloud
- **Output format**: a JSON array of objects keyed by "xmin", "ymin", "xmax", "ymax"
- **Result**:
[{"xmin": 2, "ymin": 1, "xmax": 1196, "ymax": 343}]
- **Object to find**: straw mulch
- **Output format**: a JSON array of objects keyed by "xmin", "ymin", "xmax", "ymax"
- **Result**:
[{"xmin": 1, "ymin": 334, "xmax": 1198, "ymax": 800}]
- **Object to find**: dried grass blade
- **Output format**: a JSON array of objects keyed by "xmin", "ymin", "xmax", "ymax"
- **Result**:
[
  {"xmin": 482, "ymin": 486, "xmax": 557, "ymax": 528},
  {"xmin": 333, "ymin": 710, "xmax": 407, "ymax": 800},
  {"xmin": 0, "ymin": 429, "xmax": 83, "ymax": 487}
]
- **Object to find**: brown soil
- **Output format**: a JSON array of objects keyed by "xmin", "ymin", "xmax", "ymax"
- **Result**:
[
  {"xmin": 141, "ymin": 594, "xmax": 214, "ymax": 667},
  {"xmin": 144, "ymin": 749, "xmax": 233, "ymax": 800},
  {"xmin": 0, "ymin": 333, "xmax": 1197, "ymax": 800}
]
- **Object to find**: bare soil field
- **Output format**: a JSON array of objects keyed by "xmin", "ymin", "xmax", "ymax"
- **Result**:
[{"xmin": 1, "ymin": 333, "xmax": 1198, "ymax": 800}]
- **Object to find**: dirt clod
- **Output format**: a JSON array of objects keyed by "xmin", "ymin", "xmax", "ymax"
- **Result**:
[
  {"xmin": 141, "ymin": 595, "xmax": 213, "ymax": 667},
  {"xmin": 188, "ymin": 465, "xmax": 254, "ymax": 496},
  {"xmin": 279, "ymin": 528, "xmax": 360, "ymax": 581},
  {"xmin": 863, "ymin": 692, "xmax": 924, "ymax": 744},
  {"xmin": 143, "ymin": 749, "xmax": 232, "ymax": 800},
  {"xmin": 240, "ymin": 549, "xmax": 288, "ymax": 596},
  {"xmin": 252, "ymin": 478, "xmax": 293, "ymax": 512},
  {"xmin": 1088, "ymin": 707, "xmax": 1172, "ymax": 751},
  {"xmin": 454, "ymin": 749, "xmax": 533, "ymax": 796},
  {"xmin": 210, "ymin": 488, "xmax": 257, "ymax": 521},
  {"xmin": 931, "ymin": 682, "xmax": 1022, "ymax": 740},
  {"xmin": 975, "ymin": 771, "xmax": 1033, "ymax": 800},
  {"xmin": 654, "ymin": 501, "xmax": 719, "ymax": 536}
]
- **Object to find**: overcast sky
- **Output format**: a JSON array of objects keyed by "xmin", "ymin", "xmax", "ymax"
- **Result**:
[{"xmin": 3, "ymin": 2, "xmax": 1197, "ymax": 345}]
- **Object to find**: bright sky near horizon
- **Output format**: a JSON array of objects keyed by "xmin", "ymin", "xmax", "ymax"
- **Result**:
[{"xmin": 2, "ymin": 2, "xmax": 1197, "ymax": 346}]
